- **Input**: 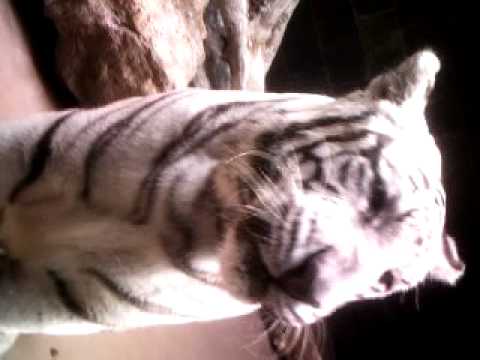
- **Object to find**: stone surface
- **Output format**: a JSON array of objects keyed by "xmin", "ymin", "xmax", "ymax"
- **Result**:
[
  {"xmin": 45, "ymin": 0, "xmax": 300, "ymax": 105},
  {"xmin": 45, "ymin": 0, "xmax": 209, "ymax": 105},
  {"xmin": 197, "ymin": 0, "xmax": 300, "ymax": 90}
]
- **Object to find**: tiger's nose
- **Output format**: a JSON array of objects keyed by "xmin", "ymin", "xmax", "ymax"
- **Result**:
[{"xmin": 275, "ymin": 251, "xmax": 324, "ymax": 307}]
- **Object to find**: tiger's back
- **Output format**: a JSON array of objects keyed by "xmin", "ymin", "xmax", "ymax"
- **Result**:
[{"xmin": 1, "ymin": 89, "xmax": 333, "ymax": 265}]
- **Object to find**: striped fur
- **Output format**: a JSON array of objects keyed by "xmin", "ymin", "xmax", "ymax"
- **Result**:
[{"xmin": 0, "ymin": 51, "xmax": 464, "ymax": 348}]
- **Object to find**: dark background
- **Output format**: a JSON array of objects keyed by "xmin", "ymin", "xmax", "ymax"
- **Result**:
[{"xmin": 13, "ymin": 0, "xmax": 477, "ymax": 359}]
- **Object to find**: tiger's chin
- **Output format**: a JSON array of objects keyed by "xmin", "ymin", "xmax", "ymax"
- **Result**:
[
  {"xmin": 219, "ymin": 247, "xmax": 331, "ymax": 327},
  {"xmin": 262, "ymin": 289, "xmax": 332, "ymax": 327},
  {"xmin": 218, "ymin": 221, "xmax": 332, "ymax": 327}
]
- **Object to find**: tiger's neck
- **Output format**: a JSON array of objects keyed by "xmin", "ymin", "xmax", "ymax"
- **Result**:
[
  {"xmin": 0, "ymin": 94, "xmax": 286, "ymax": 284},
  {"xmin": 122, "ymin": 112, "xmax": 267, "ymax": 284}
]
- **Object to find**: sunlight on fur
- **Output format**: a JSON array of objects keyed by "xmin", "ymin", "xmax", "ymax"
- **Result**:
[{"xmin": 0, "ymin": 50, "xmax": 464, "ymax": 357}]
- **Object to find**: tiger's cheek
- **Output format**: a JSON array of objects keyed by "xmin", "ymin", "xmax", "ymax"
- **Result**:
[{"xmin": 218, "ymin": 224, "xmax": 270, "ymax": 302}]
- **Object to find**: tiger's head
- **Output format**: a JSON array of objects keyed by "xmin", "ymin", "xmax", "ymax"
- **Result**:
[{"xmin": 216, "ymin": 50, "xmax": 465, "ymax": 326}]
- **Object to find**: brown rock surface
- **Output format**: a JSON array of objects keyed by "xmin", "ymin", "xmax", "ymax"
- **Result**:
[
  {"xmin": 45, "ymin": 0, "xmax": 208, "ymax": 105},
  {"xmin": 45, "ymin": 0, "xmax": 300, "ymax": 105}
]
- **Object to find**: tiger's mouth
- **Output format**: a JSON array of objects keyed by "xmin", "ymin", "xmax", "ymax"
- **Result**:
[
  {"xmin": 230, "ymin": 213, "xmax": 330, "ymax": 326},
  {"xmin": 263, "ymin": 258, "xmax": 330, "ymax": 327}
]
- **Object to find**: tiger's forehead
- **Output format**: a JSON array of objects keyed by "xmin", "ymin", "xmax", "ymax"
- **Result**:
[
  {"xmin": 374, "ymin": 98, "xmax": 431, "ymax": 133},
  {"xmin": 271, "ymin": 95, "xmax": 431, "ymax": 142}
]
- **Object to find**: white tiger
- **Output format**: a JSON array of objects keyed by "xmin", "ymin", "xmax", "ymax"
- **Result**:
[{"xmin": 0, "ymin": 50, "xmax": 464, "ymax": 354}]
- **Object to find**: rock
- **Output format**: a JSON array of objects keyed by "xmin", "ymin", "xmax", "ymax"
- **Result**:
[
  {"xmin": 45, "ymin": 0, "xmax": 209, "ymax": 105},
  {"xmin": 45, "ymin": 0, "xmax": 300, "ymax": 105}
]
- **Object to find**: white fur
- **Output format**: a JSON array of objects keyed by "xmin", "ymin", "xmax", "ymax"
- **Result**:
[{"xmin": 0, "ymin": 51, "xmax": 464, "ymax": 350}]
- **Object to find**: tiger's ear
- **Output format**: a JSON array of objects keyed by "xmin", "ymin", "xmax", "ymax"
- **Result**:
[
  {"xmin": 429, "ymin": 235, "xmax": 465, "ymax": 285},
  {"xmin": 367, "ymin": 49, "xmax": 440, "ymax": 111}
]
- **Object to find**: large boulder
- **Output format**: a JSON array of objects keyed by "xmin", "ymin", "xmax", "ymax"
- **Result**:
[{"xmin": 45, "ymin": 0, "xmax": 300, "ymax": 105}]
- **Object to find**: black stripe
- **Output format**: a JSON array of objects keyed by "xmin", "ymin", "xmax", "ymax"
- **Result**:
[
  {"xmin": 164, "ymin": 173, "xmax": 216, "ymax": 271},
  {"xmin": 130, "ymin": 105, "xmax": 228, "ymax": 224},
  {"xmin": 202, "ymin": 172, "xmax": 225, "ymax": 241},
  {"xmin": 287, "ymin": 130, "xmax": 372, "ymax": 158},
  {"xmin": 420, "ymin": 171, "xmax": 430, "ymax": 188},
  {"xmin": 47, "ymin": 270, "xmax": 92, "ymax": 322},
  {"xmin": 436, "ymin": 188, "xmax": 446, "ymax": 206},
  {"xmin": 62, "ymin": 116, "xmax": 104, "ymax": 154},
  {"xmin": 124, "ymin": 92, "xmax": 195, "ymax": 139},
  {"xmin": 302, "ymin": 147, "xmax": 379, "ymax": 192},
  {"xmin": 284, "ymin": 208, "xmax": 302, "ymax": 261},
  {"xmin": 252, "ymin": 106, "xmax": 368, "ymax": 182},
  {"xmin": 164, "ymin": 171, "xmax": 222, "ymax": 285},
  {"xmin": 323, "ymin": 130, "xmax": 371, "ymax": 143},
  {"xmin": 81, "ymin": 99, "xmax": 160, "ymax": 200},
  {"xmin": 306, "ymin": 217, "xmax": 318, "ymax": 246},
  {"xmin": 355, "ymin": 160, "xmax": 369, "ymax": 194},
  {"xmin": 84, "ymin": 268, "xmax": 186, "ymax": 316},
  {"xmin": 158, "ymin": 227, "xmax": 220, "ymax": 286},
  {"xmin": 251, "ymin": 130, "xmax": 285, "ymax": 182},
  {"xmin": 312, "ymin": 157, "xmax": 324, "ymax": 183},
  {"xmin": 131, "ymin": 104, "xmax": 246, "ymax": 224},
  {"xmin": 9, "ymin": 114, "xmax": 71, "ymax": 202},
  {"xmin": 135, "ymin": 122, "xmax": 236, "ymax": 224},
  {"xmin": 283, "ymin": 130, "xmax": 372, "ymax": 189},
  {"xmin": 163, "ymin": 173, "xmax": 194, "ymax": 266},
  {"xmin": 362, "ymin": 144, "xmax": 390, "ymax": 216},
  {"xmin": 324, "ymin": 182, "xmax": 341, "ymax": 194},
  {"xmin": 61, "ymin": 96, "xmax": 164, "ymax": 163},
  {"xmin": 280, "ymin": 111, "xmax": 375, "ymax": 140},
  {"xmin": 338, "ymin": 158, "xmax": 351, "ymax": 186},
  {"xmin": 408, "ymin": 175, "xmax": 419, "ymax": 191},
  {"xmin": 302, "ymin": 159, "xmax": 324, "ymax": 190}
]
